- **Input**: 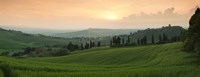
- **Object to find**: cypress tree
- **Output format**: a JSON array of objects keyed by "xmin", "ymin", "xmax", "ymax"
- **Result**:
[
  {"xmin": 184, "ymin": 8, "xmax": 200, "ymax": 52},
  {"xmin": 67, "ymin": 42, "xmax": 74, "ymax": 51},
  {"xmin": 122, "ymin": 37, "xmax": 125, "ymax": 45},
  {"xmin": 110, "ymin": 40, "xmax": 113, "ymax": 46},
  {"xmin": 85, "ymin": 43, "xmax": 90, "ymax": 49},
  {"xmin": 144, "ymin": 36, "xmax": 147, "ymax": 44},
  {"xmin": 127, "ymin": 36, "xmax": 130, "ymax": 44},
  {"xmin": 151, "ymin": 35, "xmax": 155, "ymax": 44},
  {"xmin": 97, "ymin": 42, "xmax": 101, "ymax": 47},
  {"xmin": 159, "ymin": 34, "xmax": 162, "ymax": 44},
  {"xmin": 163, "ymin": 33, "xmax": 168, "ymax": 43},
  {"xmin": 137, "ymin": 38, "xmax": 140, "ymax": 45},
  {"xmin": 117, "ymin": 36, "xmax": 121, "ymax": 45},
  {"xmin": 113, "ymin": 36, "xmax": 117, "ymax": 45},
  {"xmin": 89, "ymin": 40, "xmax": 93, "ymax": 48},
  {"xmin": 81, "ymin": 43, "xmax": 84, "ymax": 50}
]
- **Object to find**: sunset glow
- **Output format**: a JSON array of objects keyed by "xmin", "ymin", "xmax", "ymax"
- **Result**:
[
  {"xmin": 0, "ymin": 0, "xmax": 199, "ymax": 29},
  {"xmin": 105, "ymin": 14, "xmax": 119, "ymax": 20}
]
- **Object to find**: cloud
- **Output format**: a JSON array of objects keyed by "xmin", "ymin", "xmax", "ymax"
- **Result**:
[
  {"xmin": 164, "ymin": 7, "xmax": 175, "ymax": 14},
  {"xmin": 117, "ymin": 7, "xmax": 193, "ymax": 28},
  {"xmin": 0, "ymin": 0, "xmax": 198, "ymax": 29}
]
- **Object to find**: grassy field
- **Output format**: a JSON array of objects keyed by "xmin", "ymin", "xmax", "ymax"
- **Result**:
[
  {"xmin": 0, "ymin": 29, "xmax": 79, "ymax": 49},
  {"xmin": 0, "ymin": 28, "xmax": 111, "ymax": 50},
  {"xmin": 0, "ymin": 70, "xmax": 3, "ymax": 77},
  {"xmin": 0, "ymin": 42, "xmax": 200, "ymax": 77}
]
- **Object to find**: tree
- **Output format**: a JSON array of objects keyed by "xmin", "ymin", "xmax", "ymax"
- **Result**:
[
  {"xmin": 117, "ymin": 36, "xmax": 121, "ymax": 45},
  {"xmin": 110, "ymin": 40, "xmax": 113, "ymax": 46},
  {"xmin": 122, "ymin": 37, "xmax": 125, "ymax": 45},
  {"xmin": 141, "ymin": 36, "xmax": 147, "ymax": 45},
  {"xmin": 92, "ymin": 42, "xmax": 95, "ymax": 47},
  {"xmin": 162, "ymin": 33, "xmax": 168, "ymax": 43},
  {"xmin": 168, "ymin": 24, "xmax": 172, "ymax": 27},
  {"xmin": 184, "ymin": 8, "xmax": 200, "ymax": 53},
  {"xmin": 137, "ymin": 38, "xmax": 140, "ymax": 45},
  {"xmin": 151, "ymin": 35, "xmax": 155, "ymax": 44},
  {"xmin": 127, "ymin": 36, "xmax": 130, "ymax": 44},
  {"xmin": 73, "ymin": 44, "xmax": 80, "ymax": 50},
  {"xmin": 140, "ymin": 38, "xmax": 143, "ymax": 45},
  {"xmin": 130, "ymin": 32, "xmax": 133, "ymax": 35},
  {"xmin": 144, "ymin": 36, "xmax": 147, "ymax": 44},
  {"xmin": 112, "ymin": 36, "xmax": 117, "ymax": 45},
  {"xmin": 80, "ymin": 43, "xmax": 84, "ymax": 50},
  {"xmin": 67, "ymin": 42, "xmax": 74, "ymax": 51},
  {"xmin": 89, "ymin": 40, "xmax": 93, "ymax": 48},
  {"xmin": 24, "ymin": 47, "xmax": 35, "ymax": 54},
  {"xmin": 159, "ymin": 34, "xmax": 162, "ymax": 44},
  {"xmin": 97, "ymin": 42, "xmax": 101, "ymax": 47},
  {"xmin": 85, "ymin": 43, "xmax": 90, "ymax": 49}
]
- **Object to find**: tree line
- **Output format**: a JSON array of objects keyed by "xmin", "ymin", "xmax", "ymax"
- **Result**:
[
  {"xmin": 110, "ymin": 31, "xmax": 182, "ymax": 47},
  {"xmin": 2, "ymin": 40, "xmax": 101, "ymax": 57}
]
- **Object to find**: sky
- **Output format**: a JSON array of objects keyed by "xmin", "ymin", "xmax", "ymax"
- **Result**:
[{"xmin": 0, "ymin": 0, "xmax": 200, "ymax": 30}]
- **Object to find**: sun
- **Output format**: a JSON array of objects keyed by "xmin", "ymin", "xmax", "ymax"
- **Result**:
[
  {"xmin": 101, "ymin": 11, "xmax": 120, "ymax": 20},
  {"xmin": 105, "ymin": 15, "xmax": 118, "ymax": 20}
]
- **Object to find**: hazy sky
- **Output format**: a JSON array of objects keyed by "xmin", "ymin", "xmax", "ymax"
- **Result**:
[{"xmin": 0, "ymin": 0, "xmax": 199, "ymax": 30}]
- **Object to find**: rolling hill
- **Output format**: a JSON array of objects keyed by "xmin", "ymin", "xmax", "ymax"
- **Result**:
[
  {"xmin": 0, "ymin": 42, "xmax": 199, "ymax": 77},
  {"xmin": 54, "ymin": 28, "xmax": 137, "ymax": 38},
  {"xmin": 0, "ymin": 26, "xmax": 76, "ymax": 36},
  {"xmin": 0, "ymin": 26, "xmax": 186, "ymax": 49},
  {"xmin": 128, "ymin": 26, "xmax": 186, "ymax": 43},
  {"xmin": 0, "ymin": 28, "xmax": 79, "ymax": 49}
]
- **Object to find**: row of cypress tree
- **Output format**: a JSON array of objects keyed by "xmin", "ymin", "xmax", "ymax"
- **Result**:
[{"xmin": 110, "ymin": 33, "xmax": 181, "ymax": 47}]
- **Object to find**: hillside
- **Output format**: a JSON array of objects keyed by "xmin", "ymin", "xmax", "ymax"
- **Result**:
[
  {"xmin": 129, "ymin": 26, "xmax": 185, "ymax": 43},
  {"xmin": 0, "ymin": 26, "xmax": 76, "ymax": 36},
  {"xmin": 30, "ymin": 42, "xmax": 196, "ymax": 65},
  {"xmin": 0, "ymin": 42, "xmax": 199, "ymax": 77},
  {"xmin": 54, "ymin": 28, "xmax": 137, "ymax": 38},
  {"xmin": 0, "ymin": 28, "xmax": 78, "ymax": 49}
]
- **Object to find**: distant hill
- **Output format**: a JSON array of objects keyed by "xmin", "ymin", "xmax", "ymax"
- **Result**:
[
  {"xmin": 0, "ymin": 28, "xmax": 78, "ymax": 49},
  {"xmin": 0, "ymin": 26, "xmax": 185, "ymax": 49},
  {"xmin": 0, "ymin": 26, "xmax": 76, "ymax": 36},
  {"xmin": 128, "ymin": 26, "xmax": 186, "ymax": 43},
  {"xmin": 54, "ymin": 28, "xmax": 137, "ymax": 38}
]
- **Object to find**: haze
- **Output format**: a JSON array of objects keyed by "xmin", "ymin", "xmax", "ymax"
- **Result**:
[{"xmin": 0, "ymin": 0, "xmax": 199, "ymax": 30}]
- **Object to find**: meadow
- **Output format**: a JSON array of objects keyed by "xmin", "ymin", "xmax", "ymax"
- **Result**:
[{"xmin": 0, "ymin": 42, "xmax": 200, "ymax": 77}]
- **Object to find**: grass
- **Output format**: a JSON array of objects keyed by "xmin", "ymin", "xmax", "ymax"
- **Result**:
[
  {"xmin": 0, "ymin": 70, "xmax": 3, "ymax": 77},
  {"xmin": 0, "ymin": 28, "xmax": 110, "ymax": 50},
  {"xmin": 0, "ymin": 42, "xmax": 200, "ymax": 77},
  {"xmin": 0, "ymin": 29, "xmax": 80, "ymax": 49}
]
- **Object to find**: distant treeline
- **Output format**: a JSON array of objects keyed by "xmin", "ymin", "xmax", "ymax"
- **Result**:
[
  {"xmin": 2, "ymin": 40, "xmax": 101, "ymax": 57},
  {"xmin": 110, "ymin": 25, "xmax": 184, "ymax": 47}
]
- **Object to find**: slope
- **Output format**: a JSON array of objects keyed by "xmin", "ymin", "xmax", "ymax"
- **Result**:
[
  {"xmin": 55, "ymin": 28, "xmax": 137, "ymax": 38},
  {"xmin": 30, "ymin": 42, "xmax": 198, "ymax": 66},
  {"xmin": 0, "ymin": 42, "xmax": 199, "ymax": 77},
  {"xmin": 130, "ymin": 26, "xmax": 185, "ymax": 43},
  {"xmin": 0, "ymin": 28, "xmax": 78, "ymax": 49}
]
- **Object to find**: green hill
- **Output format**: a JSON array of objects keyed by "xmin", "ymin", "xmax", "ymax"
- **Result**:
[
  {"xmin": 0, "ymin": 28, "xmax": 78, "ymax": 49},
  {"xmin": 55, "ymin": 28, "xmax": 137, "ymax": 38},
  {"xmin": 0, "ymin": 42, "xmax": 199, "ymax": 77},
  {"xmin": 129, "ymin": 26, "xmax": 185, "ymax": 43}
]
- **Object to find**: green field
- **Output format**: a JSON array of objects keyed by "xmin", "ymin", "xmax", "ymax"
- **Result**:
[
  {"xmin": 0, "ymin": 28, "xmax": 111, "ymax": 50},
  {"xmin": 0, "ymin": 70, "xmax": 3, "ymax": 77},
  {"xmin": 0, "ymin": 28, "xmax": 79, "ymax": 49},
  {"xmin": 0, "ymin": 42, "xmax": 200, "ymax": 77}
]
